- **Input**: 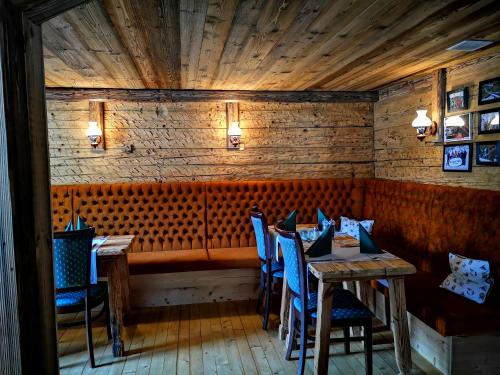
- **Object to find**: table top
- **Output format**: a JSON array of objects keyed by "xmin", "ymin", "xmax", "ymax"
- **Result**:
[
  {"xmin": 96, "ymin": 235, "xmax": 134, "ymax": 257},
  {"xmin": 269, "ymin": 224, "xmax": 416, "ymax": 282}
]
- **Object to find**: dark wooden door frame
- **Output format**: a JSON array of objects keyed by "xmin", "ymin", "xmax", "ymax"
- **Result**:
[{"xmin": 0, "ymin": 1, "xmax": 88, "ymax": 374}]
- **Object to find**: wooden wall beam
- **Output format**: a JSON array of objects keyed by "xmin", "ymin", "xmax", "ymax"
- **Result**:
[
  {"xmin": 13, "ymin": 0, "xmax": 90, "ymax": 24},
  {"xmin": 45, "ymin": 88, "xmax": 379, "ymax": 103},
  {"xmin": 431, "ymin": 68, "xmax": 446, "ymax": 142},
  {"xmin": 1, "ymin": 1, "xmax": 58, "ymax": 373}
]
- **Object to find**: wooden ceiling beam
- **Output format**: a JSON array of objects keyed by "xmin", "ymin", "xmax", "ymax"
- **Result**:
[
  {"xmin": 15, "ymin": 0, "xmax": 90, "ymax": 24},
  {"xmin": 311, "ymin": 0, "xmax": 500, "ymax": 90},
  {"xmin": 44, "ymin": 88, "xmax": 378, "ymax": 103}
]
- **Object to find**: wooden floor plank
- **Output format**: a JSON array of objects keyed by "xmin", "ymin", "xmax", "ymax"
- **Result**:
[
  {"xmin": 57, "ymin": 301, "xmax": 439, "ymax": 375},
  {"xmin": 177, "ymin": 305, "xmax": 191, "ymax": 374},
  {"xmin": 188, "ymin": 304, "xmax": 204, "ymax": 375}
]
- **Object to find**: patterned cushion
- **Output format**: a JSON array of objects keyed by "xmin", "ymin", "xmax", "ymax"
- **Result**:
[
  {"xmin": 261, "ymin": 261, "xmax": 284, "ymax": 278},
  {"xmin": 440, "ymin": 253, "xmax": 494, "ymax": 304},
  {"xmin": 340, "ymin": 216, "xmax": 374, "ymax": 240},
  {"xmin": 55, "ymin": 284, "xmax": 107, "ymax": 307},
  {"xmin": 293, "ymin": 289, "xmax": 373, "ymax": 320}
]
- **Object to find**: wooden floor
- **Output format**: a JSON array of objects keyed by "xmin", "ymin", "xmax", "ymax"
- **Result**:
[{"xmin": 57, "ymin": 300, "xmax": 440, "ymax": 375}]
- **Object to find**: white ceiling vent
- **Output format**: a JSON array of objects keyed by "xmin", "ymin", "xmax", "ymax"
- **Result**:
[{"xmin": 446, "ymin": 39, "xmax": 494, "ymax": 52}]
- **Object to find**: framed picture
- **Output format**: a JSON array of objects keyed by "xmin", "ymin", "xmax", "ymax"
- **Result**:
[
  {"xmin": 478, "ymin": 108, "xmax": 500, "ymax": 134},
  {"xmin": 447, "ymin": 87, "xmax": 469, "ymax": 112},
  {"xmin": 443, "ymin": 143, "xmax": 472, "ymax": 172},
  {"xmin": 476, "ymin": 142, "xmax": 500, "ymax": 166},
  {"xmin": 478, "ymin": 77, "xmax": 500, "ymax": 105},
  {"xmin": 444, "ymin": 113, "xmax": 472, "ymax": 142}
]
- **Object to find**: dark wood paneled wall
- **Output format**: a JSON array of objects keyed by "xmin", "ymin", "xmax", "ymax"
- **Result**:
[
  {"xmin": 374, "ymin": 52, "xmax": 500, "ymax": 190},
  {"xmin": 47, "ymin": 100, "xmax": 374, "ymax": 184}
]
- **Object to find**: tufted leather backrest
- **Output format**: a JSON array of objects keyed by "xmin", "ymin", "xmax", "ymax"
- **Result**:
[
  {"xmin": 206, "ymin": 179, "xmax": 365, "ymax": 249},
  {"xmin": 364, "ymin": 179, "xmax": 500, "ymax": 283},
  {"xmin": 71, "ymin": 182, "xmax": 206, "ymax": 252},
  {"xmin": 51, "ymin": 185, "xmax": 74, "ymax": 232}
]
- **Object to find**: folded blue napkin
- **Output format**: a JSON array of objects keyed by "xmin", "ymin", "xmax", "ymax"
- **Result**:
[
  {"xmin": 64, "ymin": 220, "xmax": 74, "ymax": 231},
  {"xmin": 359, "ymin": 224, "xmax": 382, "ymax": 254},
  {"xmin": 76, "ymin": 215, "xmax": 90, "ymax": 230},
  {"xmin": 306, "ymin": 226, "xmax": 334, "ymax": 258},
  {"xmin": 318, "ymin": 208, "xmax": 329, "ymax": 231},
  {"xmin": 282, "ymin": 210, "xmax": 297, "ymax": 231}
]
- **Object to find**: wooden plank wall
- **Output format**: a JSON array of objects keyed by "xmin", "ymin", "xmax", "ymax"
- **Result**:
[
  {"xmin": 374, "ymin": 52, "xmax": 500, "ymax": 190},
  {"xmin": 47, "ymin": 100, "xmax": 374, "ymax": 184}
]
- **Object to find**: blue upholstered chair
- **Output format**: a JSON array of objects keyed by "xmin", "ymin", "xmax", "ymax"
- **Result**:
[
  {"xmin": 54, "ymin": 228, "xmax": 111, "ymax": 368},
  {"xmin": 251, "ymin": 206, "xmax": 284, "ymax": 330},
  {"xmin": 275, "ymin": 222, "xmax": 373, "ymax": 375}
]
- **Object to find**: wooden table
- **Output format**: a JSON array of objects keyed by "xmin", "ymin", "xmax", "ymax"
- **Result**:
[
  {"xmin": 96, "ymin": 235, "xmax": 133, "ymax": 357},
  {"xmin": 276, "ymin": 231, "xmax": 416, "ymax": 375}
]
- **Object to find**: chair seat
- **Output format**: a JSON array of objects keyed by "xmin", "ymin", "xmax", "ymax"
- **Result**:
[
  {"xmin": 262, "ymin": 261, "xmax": 284, "ymax": 278},
  {"xmin": 56, "ymin": 284, "xmax": 107, "ymax": 308},
  {"xmin": 293, "ymin": 289, "xmax": 373, "ymax": 320}
]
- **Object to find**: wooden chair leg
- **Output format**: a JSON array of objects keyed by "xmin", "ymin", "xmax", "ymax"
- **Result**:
[
  {"xmin": 85, "ymin": 297, "xmax": 96, "ymax": 368},
  {"xmin": 297, "ymin": 318, "xmax": 307, "ymax": 375},
  {"xmin": 344, "ymin": 326, "xmax": 351, "ymax": 354},
  {"xmin": 104, "ymin": 293, "xmax": 112, "ymax": 340},
  {"xmin": 364, "ymin": 321, "xmax": 373, "ymax": 375},
  {"xmin": 262, "ymin": 272, "xmax": 272, "ymax": 330},
  {"xmin": 256, "ymin": 268, "xmax": 265, "ymax": 313},
  {"xmin": 285, "ymin": 311, "xmax": 296, "ymax": 360}
]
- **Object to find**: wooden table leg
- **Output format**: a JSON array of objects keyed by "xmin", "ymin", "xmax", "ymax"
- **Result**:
[
  {"xmin": 313, "ymin": 280, "xmax": 333, "ymax": 375},
  {"xmin": 278, "ymin": 274, "xmax": 290, "ymax": 341},
  {"xmin": 388, "ymin": 278, "xmax": 412, "ymax": 375},
  {"xmin": 107, "ymin": 254, "xmax": 130, "ymax": 357}
]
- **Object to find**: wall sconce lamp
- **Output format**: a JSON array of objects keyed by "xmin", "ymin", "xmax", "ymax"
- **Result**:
[
  {"xmin": 412, "ymin": 109, "xmax": 437, "ymax": 141},
  {"xmin": 226, "ymin": 102, "xmax": 244, "ymax": 150},
  {"xmin": 87, "ymin": 101, "xmax": 105, "ymax": 150},
  {"xmin": 228, "ymin": 121, "xmax": 242, "ymax": 148},
  {"xmin": 86, "ymin": 121, "xmax": 102, "ymax": 148}
]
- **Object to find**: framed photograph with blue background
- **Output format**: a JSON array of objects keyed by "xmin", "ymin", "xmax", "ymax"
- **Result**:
[
  {"xmin": 478, "ymin": 108, "xmax": 500, "ymax": 134},
  {"xmin": 478, "ymin": 76, "xmax": 500, "ymax": 105},
  {"xmin": 476, "ymin": 141, "xmax": 500, "ymax": 166},
  {"xmin": 443, "ymin": 143, "xmax": 472, "ymax": 172}
]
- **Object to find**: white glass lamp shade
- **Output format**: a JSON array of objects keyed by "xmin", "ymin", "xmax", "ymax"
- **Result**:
[
  {"xmin": 412, "ymin": 110, "xmax": 432, "ymax": 128},
  {"xmin": 86, "ymin": 121, "xmax": 102, "ymax": 137},
  {"xmin": 445, "ymin": 115, "xmax": 465, "ymax": 127},
  {"xmin": 227, "ymin": 121, "xmax": 242, "ymax": 136}
]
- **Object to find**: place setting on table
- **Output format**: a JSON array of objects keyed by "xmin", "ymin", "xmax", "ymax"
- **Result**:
[{"xmin": 264, "ymin": 208, "xmax": 416, "ymax": 375}]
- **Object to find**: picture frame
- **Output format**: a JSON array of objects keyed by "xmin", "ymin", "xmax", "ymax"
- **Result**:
[
  {"xmin": 478, "ymin": 108, "xmax": 500, "ymax": 134},
  {"xmin": 476, "ymin": 141, "xmax": 500, "ymax": 166},
  {"xmin": 444, "ymin": 113, "xmax": 472, "ymax": 142},
  {"xmin": 443, "ymin": 143, "xmax": 472, "ymax": 172},
  {"xmin": 447, "ymin": 87, "xmax": 469, "ymax": 112},
  {"xmin": 478, "ymin": 76, "xmax": 500, "ymax": 105}
]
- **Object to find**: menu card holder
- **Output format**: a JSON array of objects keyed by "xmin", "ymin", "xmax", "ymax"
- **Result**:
[
  {"xmin": 359, "ymin": 224, "xmax": 382, "ymax": 254},
  {"xmin": 306, "ymin": 226, "xmax": 333, "ymax": 258}
]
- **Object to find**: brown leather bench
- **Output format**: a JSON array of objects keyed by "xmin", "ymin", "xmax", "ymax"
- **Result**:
[
  {"xmin": 51, "ymin": 178, "xmax": 500, "ymax": 339},
  {"xmin": 363, "ymin": 179, "xmax": 500, "ymax": 337}
]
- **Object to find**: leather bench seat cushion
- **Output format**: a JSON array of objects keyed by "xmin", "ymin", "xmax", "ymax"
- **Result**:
[
  {"xmin": 128, "ymin": 250, "xmax": 209, "ymax": 275},
  {"xmin": 207, "ymin": 247, "xmax": 260, "ymax": 270},
  {"xmin": 405, "ymin": 272, "xmax": 500, "ymax": 337}
]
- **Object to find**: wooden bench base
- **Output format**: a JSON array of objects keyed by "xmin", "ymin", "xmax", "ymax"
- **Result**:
[
  {"xmin": 408, "ymin": 313, "xmax": 500, "ymax": 374},
  {"xmin": 129, "ymin": 268, "xmax": 260, "ymax": 306}
]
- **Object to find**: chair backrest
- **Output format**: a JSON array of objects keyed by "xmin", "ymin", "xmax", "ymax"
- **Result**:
[
  {"xmin": 53, "ymin": 228, "xmax": 94, "ymax": 290},
  {"xmin": 275, "ymin": 221, "xmax": 307, "ymax": 298},
  {"xmin": 250, "ymin": 206, "xmax": 271, "ymax": 262}
]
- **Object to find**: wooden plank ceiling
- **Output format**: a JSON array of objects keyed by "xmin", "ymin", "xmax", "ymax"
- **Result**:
[{"xmin": 42, "ymin": 0, "xmax": 500, "ymax": 91}]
